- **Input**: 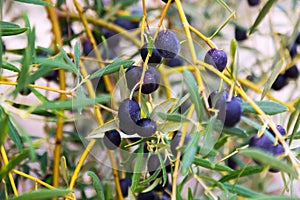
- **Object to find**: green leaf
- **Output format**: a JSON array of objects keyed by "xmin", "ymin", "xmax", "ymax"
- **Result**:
[
  {"xmin": 249, "ymin": 0, "xmax": 278, "ymax": 34},
  {"xmin": 0, "ymin": 106, "xmax": 9, "ymax": 148},
  {"xmin": 0, "ymin": 149, "xmax": 30, "ymax": 180},
  {"xmin": 9, "ymin": 101, "xmax": 58, "ymax": 118},
  {"xmin": 219, "ymin": 165, "xmax": 263, "ymax": 182},
  {"xmin": 261, "ymin": 57, "xmax": 283, "ymax": 100},
  {"xmin": 150, "ymin": 98, "xmax": 177, "ymax": 123},
  {"xmin": 94, "ymin": 0, "xmax": 103, "ymax": 15},
  {"xmin": 240, "ymin": 148, "xmax": 298, "ymax": 178},
  {"xmin": 0, "ymin": 21, "xmax": 28, "ymax": 36},
  {"xmin": 13, "ymin": 15, "xmax": 34, "ymax": 96},
  {"xmin": 32, "ymin": 95, "xmax": 111, "ymax": 112},
  {"xmin": 193, "ymin": 157, "xmax": 233, "ymax": 172},
  {"xmin": 1, "ymin": 61, "xmax": 21, "ymax": 72},
  {"xmin": 89, "ymin": 59, "xmax": 134, "ymax": 80},
  {"xmin": 8, "ymin": 119, "xmax": 23, "ymax": 150},
  {"xmin": 14, "ymin": 0, "xmax": 53, "ymax": 6},
  {"xmin": 181, "ymin": 132, "xmax": 200, "ymax": 174},
  {"xmin": 60, "ymin": 156, "xmax": 69, "ymax": 185},
  {"xmin": 9, "ymin": 116, "xmax": 36, "ymax": 161},
  {"xmin": 157, "ymin": 122, "xmax": 182, "ymax": 132},
  {"xmin": 40, "ymin": 152, "xmax": 48, "ymax": 174},
  {"xmin": 188, "ymin": 187, "xmax": 193, "ymax": 200},
  {"xmin": 200, "ymin": 116, "xmax": 221, "ymax": 156},
  {"xmin": 87, "ymin": 171, "xmax": 105, "ymax": 200},
  {"xmin": 183, "ymin": 70, "xmax": 204, "ymax": 122},
  {"xmin": 131, "ymin": 145, "xmax": 144, "ymax": 192},
  {"xmin": 222, "ymin": 126, "xmax": 248, "ymax": 137},
  {"xmin": 229, "ymin": 38, "xmax": 237, "ymax": 78},
  {"xmin": 74, "ymin": 41, "xmax": 80, "ymax": 72},
  {"xmin": 288, "ymin": 101, "xmax": 300, "ymax": 145},
  {"xmin": 156, "ymin": 112, "xmax": 190, "ymax": 122},
  {"xmin": 74, "ymin": 86, "xmax": 87, "ymax": 114},
  {"xmin": 214, "ymin": 135, "xmax": 229, "ymax": 150},
  {"xmin": 30, "ymin": 55, "xmax": 78, "ymax": 83},
  {"xmin": 242, "ymin": 101, "xmax": 288, "ymax": 115},
  {"xmin": 86, "ymin": 119, "xmax": 118, "ymax": 139},
  {"xmin": 287, "ymin": 101, "xmax": 300, "ymax": 133},
  {"xmin": 223, "ymin": 183, "xmax": 264, "ymax": 198},
  {"xmin": 157, "ymin": 153, "xmax": 167, "ymax": 187},
  {"xmin": 8, "ymin": 189, "xmax": 72, "ymax": 200},
  {"xmin": 30, "ymin": 88, "xmax": 66, "ymax": 118}
]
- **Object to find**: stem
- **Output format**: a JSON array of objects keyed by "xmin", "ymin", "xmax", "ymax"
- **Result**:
[
  {"xmin": 69, "ymin": 139, "xmax": 96, "ymax": 189},
  {"xmin": 171, "ymin": 104, "xmax": 195, "ymax": 199},
  {"xmin": 141, "ymin": 0, "xmax": 147, "ymax": 46},
  {"xmin": 45, "ymin": 0, "xmax": 66, "ymax": 194},
  {"xmin": 237, "ymin": 77, "xmax": 294, "ymax": 111},
  {"xmin": 12, "ymin": 169, "xmax": 55, "ymax": 189},
  {"xmin": 152, "ymin": 0, "xmax": 172, "ymax": 40},
  {"xmin": 0, "ymin": 81, "xmax": 73, "ymax": 96},
  {"xmin": 72, "ymin": 0, "xmax": 114, "ymax": 95},
  {"xmin": 58, "ymin": 11, "xmax": 140, "ymax": 47},
  {"xmin": 189, "ymin": 25, "xmax": 216, "ymax": 49},
  {"xmin": 1, "ymin": 146, "xmax": 18, "ymax": 197},
  {"xmin": 68, "ymin": 63, "xmax": 124, "ymax": 200}
]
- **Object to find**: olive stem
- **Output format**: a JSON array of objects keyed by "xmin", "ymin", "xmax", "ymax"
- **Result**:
[{"xmin": 1, "ymin": 146, "xmax": 18, "ymax": 197}]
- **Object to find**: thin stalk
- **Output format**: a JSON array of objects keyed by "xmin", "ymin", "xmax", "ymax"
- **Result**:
[
  {"xmin": 68, "ymin": 63, "xmax": 124, "ymax": 200},
  {"xmin": 58, "ymin": 11, "xmax": 140, "ymax": 47},
  {"xmin": 171, "ymin": 104, "xmax": 195, "ymax": 199},
  {"xmin": 12, "ymin": 169, "xmax": 55, "ymax": 189},
  {"xmin": 0, "ymin": 146, "xmax": 18, "ymax": 196},
  {"xmin": 189, "ymin": 25, "xmax": 216, "ymax": 49},
  {"xmin": 45, "ymin": 1, "xmax": 66, "ymax": 194},
  {"xmin": 73, "ymin": 0, "xmax": 114, "ymax": 95},
  {"xmin": 0, "ymin": 81, "xmax": 73, "ymax": 96}
]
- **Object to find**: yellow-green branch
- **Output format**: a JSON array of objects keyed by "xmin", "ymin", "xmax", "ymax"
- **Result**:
[
  {"xmin": 45, "ymin": 1, "xmax": 66, "ymax": 195},
  {"xmin": 1, "ymin": 146, "xmax": 18, "ymax": 196}
]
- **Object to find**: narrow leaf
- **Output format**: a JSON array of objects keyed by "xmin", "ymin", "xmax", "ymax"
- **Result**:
[
  {"xmin": 219, "ymin": 165, "xmax": 263, "ymax": 182},
  {"xmin": 242, "ymin": 101, "xmax": 288, "ymax": 115},
  {"xmin": 200, "ymin": 116, "xmax": 220, "ymax": 156},
  {"xmin": 240, "ymin": 148, "xmax": 298, "ymax": 178},
  {"xmin": 0, "ymin": 21, "xmax": 27, "ymax": 36},
  {"xmin": 183, "ymin": 70, "xmax": 204, "ymax": 122},
  {"xmin": 8, "ymin": 189, "xmax": 71, "ymax": 200},
  {"xmin": 74, "ymin": 42, "xmax": 80, "ymax": 71},
  {"xmin": 0, "ymin": 149, "xmax": 30, "ymax": 180},
  {"xmin": 222, "ymin": 126, "xmax": 248, "ymax": 137},
  {"xmin": 181, "ymin": 132, "xmax": 200, "ymax": 174},
  {"xmin": 261, "ymin": 57, "xmax": 283, "ymax": 99},
  {"xmin": 87, "ymin": 119, "xmax": 118, "ymax": 138},
  {"xmin": 193, "ymin": 157, "xmax": 233, "ymax": 172},
  {"xmin": 223, "ymin": 183, "xmax": 264, "ymax": 198},
  {"xmin": 14, "ymin": 0, "xmax": 53, "ymax": 6},
  {"xmin": 0, "ymin": 106, "xmax": 9, "ymax": 148},
  {"xmin": 8, "ymin": 119, "xmax": 23, "ymax": 150},
  {"xmin": 249, "ymin": 0, "xmax": 278, "ymax": 34},
  {"xmin": 87, "ymin": 171, "xmax": 105, "ymax": 200},
  {"xmin": 32, "ymin": 95, "xmax": 111, "ymax": 112},
  {"xmin": 1, "ymin": 61, "xmax": 21, "ymax": 72},
  {"xmin": 229, "ymin": 38, "xmax": 237, "ymax": 78},
  {"xmin": 150, "ymin": 98, "xmax": 177, "ymax": 122},
  {"xmin": 89, "ymin": 59, "xmax": 134, "ymax": 80},
  {"xmin": 131, "ymin": 145, "xmax": 144, "ymax": 192},
  {"xmin": 157, "ymin": 122, "xmax": 182, "ymax": 132},
  {"xmin": 156, "ymin": 112, "xmax": 190, "ymax": 122}
]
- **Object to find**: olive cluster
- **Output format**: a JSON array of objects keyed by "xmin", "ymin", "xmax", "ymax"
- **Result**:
[{"xmin": 272, "ymin": 33, "xmax": 300, "ymax": 90}]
